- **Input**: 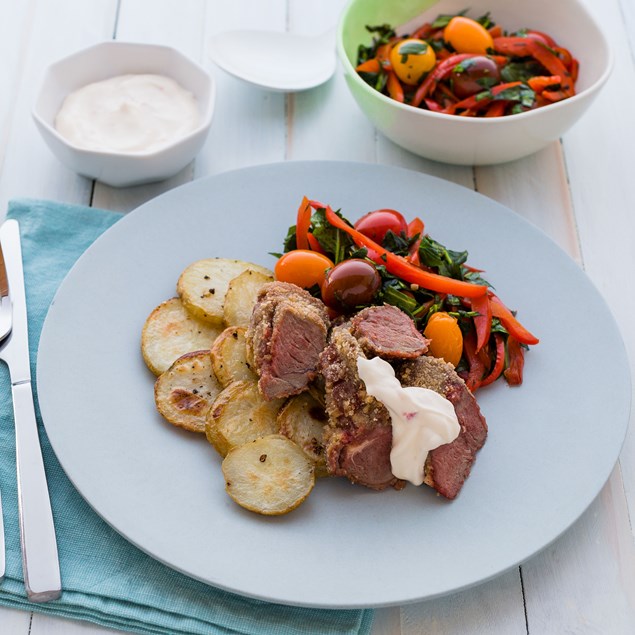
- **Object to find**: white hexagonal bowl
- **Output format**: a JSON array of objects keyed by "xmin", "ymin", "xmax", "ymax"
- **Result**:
[{"xmin": 33, "ymin": 41, "xmax": 215, "ymax": 187}]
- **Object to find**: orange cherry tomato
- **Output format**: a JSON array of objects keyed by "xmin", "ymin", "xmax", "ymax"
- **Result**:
[
  {"xmin": 444, "ymin": 16, "xmax": 494, "ymax": 55},
  {"xmin": 274, "ymin": 250, "xmax": 334, "ymax": 290},
  {"xmin": 389, "ymin": 38, "xmax": 437, "ymax": 85},
  {"xmin": 423, "ymin": 311, "xmax": 463, "ymax": 367}
]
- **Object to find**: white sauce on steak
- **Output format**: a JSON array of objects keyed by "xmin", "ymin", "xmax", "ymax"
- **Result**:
[{"xmin": 357, "ymin": 356, "xmax": 460, "ymax": 486}]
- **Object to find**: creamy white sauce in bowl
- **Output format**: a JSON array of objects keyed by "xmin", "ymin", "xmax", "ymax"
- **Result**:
[
  {"xmin": 54, "ymin": 74, "xmax": 201, "ymax": 154},
  {"xmin": 357, "ymin": 356, "xmax": 460, "ymax": 486}
]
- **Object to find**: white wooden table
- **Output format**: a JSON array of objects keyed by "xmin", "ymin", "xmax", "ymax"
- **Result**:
[{"xmin": 1, "ymin": 1, "xmax": 634, "ymax": 633}]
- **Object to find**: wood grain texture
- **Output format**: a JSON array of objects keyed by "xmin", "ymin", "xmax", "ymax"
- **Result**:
[{"xmin": 0, "ymin": 0, "xmax": 117, "ymax": 211}]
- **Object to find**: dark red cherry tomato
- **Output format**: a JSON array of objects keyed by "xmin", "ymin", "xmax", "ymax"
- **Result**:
[
  {"xmin": 450, "ymin": 56, "xmax": 501, "ymax": 99},
  {"xmin": 353, "ymin": 209, "xmax": 408, "ymax": 243},
  {"xmin": 321, "ymin": 259, "xmax": 381, "ymax": 310}
]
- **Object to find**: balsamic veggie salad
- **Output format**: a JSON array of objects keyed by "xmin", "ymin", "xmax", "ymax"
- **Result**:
[
  {"xmin": 355, "ymin": 10, "xmax": 578, "ymax": 116},
  {"xmin": 274, "ymin": 197, "xmax": 539, "ymax": 392}
]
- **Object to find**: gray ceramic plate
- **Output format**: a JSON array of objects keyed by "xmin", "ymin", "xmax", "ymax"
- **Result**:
[{"xmin": 37, "ymin": 161, "xmax": 631, "ymax": 608}]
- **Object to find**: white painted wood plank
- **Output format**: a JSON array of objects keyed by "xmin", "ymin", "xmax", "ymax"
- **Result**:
[
  {"xmin": 91, "ymin": 0, "xmax": 205, "ymax": 211},
  {"xmin": 401, "ymin": 569, "xmax": 527, "ymax": 635},
  {"xmin": 371, "ymin": 606, "xmax": 401, "ymax": 635},
  {"xmin": 287, "ymin": 0, "xmax": 376, "ymax": 162},
  {"xmin": 475, "ymin": 143, "xmax": 582, "ymax": 262},
  {"xmin": 564, "ymin": 0, "xmax": 635, "ymax": 522},
  {"xmin": 30, "ymin": 613, "xmax": 119, "ymax": 635},
  {"xmin": 0, "ymin": 606, "xmax": 31, "ymax": 635},
  {"xmin": 0, "ymin": 0, "xmax": 118, "ymax": 212},
  {"xmin": 197, "ymin": 1, "xmax": 287, "ymax": 176},
  {"xmin": 473, "ymin": 2, "xmax": 635, "ymax": 632},
  {"xmin": 522, "ymin": 470, "xmax": 635, "ymax": 632}
]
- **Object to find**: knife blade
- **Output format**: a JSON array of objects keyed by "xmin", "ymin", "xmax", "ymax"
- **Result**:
[{"xmin": 0, "ymin": 219, "xmax": 61, "ymax": 602}]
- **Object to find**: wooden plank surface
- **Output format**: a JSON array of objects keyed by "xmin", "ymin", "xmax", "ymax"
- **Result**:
[{"xmin": 0, "ymin": 0, "xmax": 633, "ymax": 633}]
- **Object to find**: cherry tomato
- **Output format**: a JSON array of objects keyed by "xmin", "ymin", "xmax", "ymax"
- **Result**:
[
  {"xmin": 353, "ymin": 209, "xmax": 408, "ymax": 243},
  {"xmin": 321, "ymin": 259, "xmax": 381, "ymax": 310},
  {"xmin": 389, "ymin": 38, "xmax": 437, "ymax": 86},
  {"xmin": 275, "ymin": 250, "xmax": 334, "ymax": 289},
  {"xmin": 423, "ymin": 311, "xmax": 463, "ymax": 367},
  {"xmin": 450, "ymin": 56, "xmax": 501, "ymax": 99},
  {"xmin": 444, "ymin": 16, "xmax": 494, "ymax": 55}
]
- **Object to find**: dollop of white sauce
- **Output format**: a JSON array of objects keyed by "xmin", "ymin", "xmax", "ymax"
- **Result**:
[
  {"xmin": 357, "ymin": 356, "xmax": 460, "ymax": 486},
  {"xmin": 55, "ymin": 74, "xmax": 200, "ymax": 153}
]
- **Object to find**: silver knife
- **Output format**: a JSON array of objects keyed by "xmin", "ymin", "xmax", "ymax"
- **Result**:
[
  {"xmin": 0, "ymin": 219, "xmax": 61, "ymax": 602},
  {"xmin": 0, "ymin": 235, "xmax": 7, "ymax": 585}
]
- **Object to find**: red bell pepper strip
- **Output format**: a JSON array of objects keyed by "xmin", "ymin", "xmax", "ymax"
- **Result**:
[
  {"xmin": 527, "ymin": 75, "xmax": 562, "ymax": 94},
  {"xmin": 424, "ymin": 98, "xmax": 444, "ymax": 112},
  {"xmin": 295, "ymin": 196, "xmax": 312, "ymax": 250},
  {"xmin": 504, "ymin": 336, "xmax": 525, "ymax": 385},
  {"xmin": 356, "ymin": 58, "xmax": 381, "ymax": 73},
  {"xmin": 324, "ymin": 206, "xmax": 488, "ymax": 298},
  {"xmin": 471, "ymin": 293, "xmax": 492, "ymax": 353},
  {"xmin": 480, "ymin": 333, "xmax": 505, "ymax": 387},
  {"xmin": 411, "ymin": 53, "xmax": 475, "ymax": 107},
  {"xmin": 494, "ymin": 37, "xmax": 576, "ymax": 97},
  {"xmin": 462, "ymin": 329, "xmax": 486, "ymax": 392},
  {"xmin": 376, "ymin": 42, "xmax": 393, "ymax": 70},
  {"xmin": 489, "ymin": 293, "xmax": 539, "ymax": 345},
  {"xmin": 411, "ymin": 22, "xmax": 433, "ymax": 40},
  {"xmin": 406, "ymin": 217, "xmax": 424, "ymax": 266},
  {"xmin": 485, "ymin": 101, "xmax": 507, "ymax": 117},
  {"xmin": 488, "ymin": 25, "xmax": 503, "ymax": 38},
  {"xmin": 492, "ymin": 36, "xmax": 533, "ymax": 56},
  {"xmin": 387, "ymin": 71, "xmax": 405, "ymax": 102},
  {"xmin": 443, "ymin": 81, "xmax": 522, "ymax": 115},
  {"xmin": 306, "ymin": 232, "xmax": 325, "ymax": 254},
  {"xmin": 526, "ymin": 40, "xmax": 574, "ymax": 96},
  {"xmin": 526, "ymin": 30, "xmax": 557, "ymax": 48},
  {"xmin": 570, "ymin": 58, "xmax": 579, "ymax": 83}
]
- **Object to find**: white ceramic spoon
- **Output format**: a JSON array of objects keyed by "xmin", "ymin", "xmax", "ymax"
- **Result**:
[{"xmin": 209, "ymin": 29, "xmax": 336, "ymax": 92}]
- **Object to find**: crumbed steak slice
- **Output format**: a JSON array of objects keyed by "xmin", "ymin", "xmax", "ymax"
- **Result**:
[
  {"xmin": 319, "ymin": 325, "xmax": 404, "ymax": 491},
  {"xmin": 351, "ymin": 304, "xmax": 429, "ymax": 359},
  {"xmin": 246, "ymin": 281, "xmax": 330, "ymax": 401},
  {"xmin": 397, "ymin": 356, "xmax": 488, "ymax": 499}
]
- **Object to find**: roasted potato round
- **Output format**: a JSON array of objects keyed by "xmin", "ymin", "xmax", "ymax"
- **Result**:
[
  {"xmin": 206, "ymin": 380, "xmax": 284, "ymax": 457},
  {"xmin": 222, "ymin": 435, "xmax": 315, "ymax": 515},
  {"xmin": 177, "ymin": 258, "xmax": 273, "ymax": 325},
  {"xmin": 223, "ymin": 269, "xmax": 274, "ymax": 327},
  {"xmin": 155, "ymin": 350, "xmax": 222, "ymax": 433},
  {"xmin": 277, "ymin": 393, "xmax": 329, "ymax": 477},
  {"xmin": 142, "ymin": 297, "xmax": 223, "ymax": 376},
  {"xmin": 210, "ymin": 326, "xmax": 256, "ymax": 387}
]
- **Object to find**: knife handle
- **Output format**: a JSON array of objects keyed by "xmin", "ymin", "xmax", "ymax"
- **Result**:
[
  {"xmin": 12, "ymin": 381, "xmax": 61, "ymax": 602},
  {"xmin": 0, "ymin": 489, "xmax": 5, "ymax": 583}
]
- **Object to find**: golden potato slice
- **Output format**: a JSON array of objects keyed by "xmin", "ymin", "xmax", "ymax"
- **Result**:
[
  {"xmin": 222, "ymin": 434, "xmax": 315, "ymax": 515},
  {"xmin": 141, "ymin": 297, "xmax": 223, "ymax": 375},
  {"xmin": 277, "ymin": 393, "xmax": 328, "ymax": 477},
  {"xmin": 155, "ymin": 351, "xmax": 222, "ymax": 433},
  {"xmin": 177, "ymin": 259, "xmax": 273, "ymax": 325},
  {"xmin": 210, "ymin": 327, "xmax": 256, "ymax": 387},
  {"xmin": 223, "ymin": 269, "xmax": 274, "ymax": 327},
  {"xmin": 206, "ymin": 380, "xmax": 284, "ymax": 457}
]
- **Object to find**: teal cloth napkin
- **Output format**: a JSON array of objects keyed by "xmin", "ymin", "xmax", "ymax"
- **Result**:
[{"xmin": 0, "ymin": 199, "xmax": 374, "ymax": 635}]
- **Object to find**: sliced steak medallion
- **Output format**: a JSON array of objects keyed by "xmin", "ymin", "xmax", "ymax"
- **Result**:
[
  {"xmin": 247, "ymin": 281, "xmax": 330, "ymax": 401},
  {"xmin": 397, "ymin": 356, "xmax": 488, "ymax": 499},
  {"xmin": 319, "ymin": 325, "xmax": 404, "ymax": 491},
  {"xmin": 351, "ymin": 304, "xmax": 429, "ymax": 359}
]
